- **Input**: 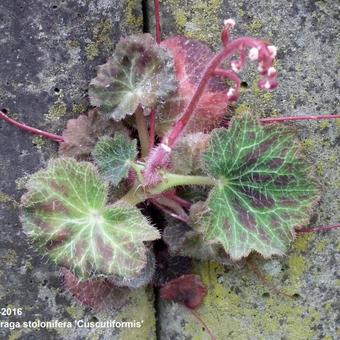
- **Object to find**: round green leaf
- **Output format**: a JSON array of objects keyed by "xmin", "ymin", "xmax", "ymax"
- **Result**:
[
  {"xmin": 93, "ymin": 134, "xmax": 137, "ymax": 185},
  {"xmin": 199, "ymin": 113, "xmax": 320, "ymax": 260}
]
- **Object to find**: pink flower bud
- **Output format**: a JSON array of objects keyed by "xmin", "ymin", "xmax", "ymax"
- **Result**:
[
  {"xmin": 267, "ymin": 45, "xmax": 277, "ymax": 58},
  {"xmin": 249, "ymin": 47, "xmax": 259, "ymax": 61},
  {"xmin": 267, "ymin": 67, "xmax": 277, "ymax": 77},
  {"xmin": 224, "ymin": 19, "xmax": 236, "ymax": 29},
  {"xmin": 231, "ymin": 60, "xmax": 241, "ymax": 73},
  {"xmin": 227, "ymin": 88, "xmax": 238, "ymax": 101}
]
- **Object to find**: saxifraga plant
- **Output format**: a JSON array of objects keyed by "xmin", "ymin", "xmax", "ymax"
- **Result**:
[{"xmin": 1, "ymin": 0, "xmax": 339, "ymax": 326}]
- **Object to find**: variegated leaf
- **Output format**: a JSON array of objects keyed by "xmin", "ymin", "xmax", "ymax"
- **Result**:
[
  {"xmin": 93, "ymin": 134, "xmax": 137, "ymax": 185},
  {"xmin": 20, "ymin": 158, "xmax": 160, "ymax": 280},
  {"xmin": 198, "ymin": 113, "xmax": 320, "ymax": 260}
]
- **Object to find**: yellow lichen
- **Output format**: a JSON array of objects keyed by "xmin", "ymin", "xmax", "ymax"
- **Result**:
[
  {"xmin": 249, "ymin": 19, "xmax": 263, "ymax": 33},
  {"xmin": 288, "ymin": 254, "xmax": 308, "ymax": 289},
  {"xmin": 319, "ymin": 120, "xmax": 330, "ymax": 130},
  {"xmin": 32, "ymin": 136, "xmax": 46, "ymax": 150},
  {"xmin": 124, "ymin": 0, "xmax": 143, "ymax": 34},
  {"xmin": 167, "ymin": 0, "xmax": 223, "ymax": 45},
  {"xmin": 85, "ymin": 20, "xmax": 114, "ymax": 61},
  {"xmin": 178, "ymin": 258, "xmax": 319, "ymax": 339},
  {"xmin": 315, "ymin": 240, "xmax": 327, "ymax": 252},
  {"xmin": 2, "ymin": 249, "xmax": 18, "ymax": 266},
  {"xmin": 0, "ymin": 192, "xmax": 12, "ymax": 203},
  {"xmin": 300, "ymin": 138, "xmax": 315, "ymax": 153},
  {"xmin": 46, "ymin": 101, "xmax": 67, "ymax": 121},
  {"xmin": 116, "ymin": 288, "xmax": 156, "ymax": 340},
  {"xmin": 293, "ymin": 233, "xmax": 314, "ymax": 252},
  {"xmin": 72, "ymin": 102, "xmax": 87, "ymax": 115},
  {"xmin": 65, "ymin": 305, "xmax": 84, "ymax": 319}
]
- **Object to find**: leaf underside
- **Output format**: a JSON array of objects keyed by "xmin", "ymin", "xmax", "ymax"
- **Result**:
[
  {"xmin": 93, "ymin": 134, "xmax": 137, "ymax": 185},
  {"xmin": 61, "ymin": 267, "xmax": 129, "ymax": 311},
  {"xmin": 21, "ymin": 158, "xmax": 160, "ymax": 280},
  {"xmin": 198, "ymin": 113, "xmax": 319, "ymax": 260},
  {"xmin": 89, "ymin": 33, "xmax": 176, "ymax": 121},
  {"xmin": 157, "ymin": 36, "xmax": 229, "ymax": 135}
]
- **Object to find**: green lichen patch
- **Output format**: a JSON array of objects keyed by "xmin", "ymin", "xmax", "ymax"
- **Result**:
[
  {"xmin": 85, "ymin": 20, "xmax": 114, "ymax": 61},
  {"xmin": 32, "ymin": 136, "xmax": 46, "ymax": 151},
  {"xmin": 46, "ymin": 100, "xmax": 67, "ymax": 122},
  {"xmin": 166, "ymin": 0, "xmax": 223, "ymax": 46}
]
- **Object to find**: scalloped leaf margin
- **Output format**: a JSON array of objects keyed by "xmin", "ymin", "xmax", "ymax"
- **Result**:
[
  {"xmin": 197, "ymin": 113, "xmax": 320, "ymax": 260},
  {"xmin": 20, "ymin": 158, "xmax": 160, "ymax": 280},
  {"xmin": 93, "ymin": 134, "xmax": 137, "ymax": 185},
  {"xmin": 89, "ymin": 33, "xmax": 177, "ymax": 121}
]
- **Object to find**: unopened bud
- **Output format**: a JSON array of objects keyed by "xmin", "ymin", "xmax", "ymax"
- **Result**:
[
  {"xmin": 257, "ymin": 62, "xmax": 264, "ymax": 72},
  {"xmin": 267, "ymin": 67, "xmax": 276, "ymax": 77},
  {"xmin": 231, "ymin": 60, "xmax": 241, "ymax": 73},
  {"xmin": 267, "ymin": 45, "xmax": 277, "ymax": 58},
  {"xmin": 224, "ymin": 18, "xmax": 236, "ymax": 29},
  {"xmin": 249, "ymin": 47, "xmax": 259, "ymax": 61},
  {"xmin": 227, "ymin": 88, "xmax": 238, "ymax": 101}
]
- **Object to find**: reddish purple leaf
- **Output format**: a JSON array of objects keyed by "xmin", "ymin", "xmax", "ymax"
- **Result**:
[
  {"xmin": 160, "ymin": 274, "xmax": 207, "ymax": 310},
  {"xmin": 61, "ymin": 267, "xmax": 129, "ymax": 311},
  {"xmin": 158, "ymin": 36, "xmax": 229, "ymax": 134}
]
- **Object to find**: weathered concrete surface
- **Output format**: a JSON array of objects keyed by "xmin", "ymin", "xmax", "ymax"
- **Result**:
[
  {"xmin": 0, "ymin": 1, "xmax": 156, "ymax": 339},
  {"xmin": 148, "ymin": 1, "xmax": 340, "ymax": 339}
]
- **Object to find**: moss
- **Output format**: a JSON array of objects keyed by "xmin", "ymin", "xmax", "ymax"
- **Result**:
[
  {"xmin": 292, "ymin": 233, "xmax": 314, "ymax": 252},
  {"xmin": 85, "ymin": 19, "xmax": 114, "ymax": 61},
  {"xmin": 0, "ymin": 192, "xmax": 12, "ymax": 203},
  {"xmin": 72, "ymin": 102, "xmax": 88, "ymax": 115},
  {"xmin": 167, "ymin": 0, "xmax": 223, "ymax": 45},
  {"xmin": 32, "ymin": 136, "xmax": 46, "ymax": 151},
  {"xmin": 249, "ymin": 19, "xmax": 263, "ymax": 33},
  {"xmin": 319, "ymin": 120, "xmax": 330, "ymax": 130},
  {"xmin": 65, "ymin": 305, "xmax": 84, "ymax": 319},
  {"xmin": 116, "ymin": 288, "xmax": 156, "ymax": 340},
  {"xmin": 123, "ymin": 0, "xmax": 143, "ymax": 34},
  {"xmin": 46, "ymin": 101, "xmax": 67, "ymax": 121},
  {"xmin": 288, "ymin": 254, "xmax": 308, "ymax": 288},
  {"xmin": 300, "ymin": 138, "xmax": 315, "ymax": 153}
]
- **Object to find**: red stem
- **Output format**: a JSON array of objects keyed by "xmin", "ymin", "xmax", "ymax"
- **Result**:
[
  {"xmin": 221, "ymin": 114, "xmax": 340, "ymax": 128},
  {"xmin": 261, "ymin": 114, "xmax": 340, "ymax": 124},
  {"xmin": 214, "ymin": 68, "xmax": 241, "ymax": 90},
  {"xmin": 296, "ymin": 224, "xmax": 340, "ymax": 233},
  {"xmin": 163, "ymin": 191, "xmax": 192, "ymax": 209},
  {"xmin": 0, "ymin": 110, "xmax": 64, "ymax": 142},
  {"xmin": 149, "ymin": 108, "xmax": 156, "ymax": 151},
  {"xmin": 154, "ymin": 0, "xmax": 161, "ymax": 44}
]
